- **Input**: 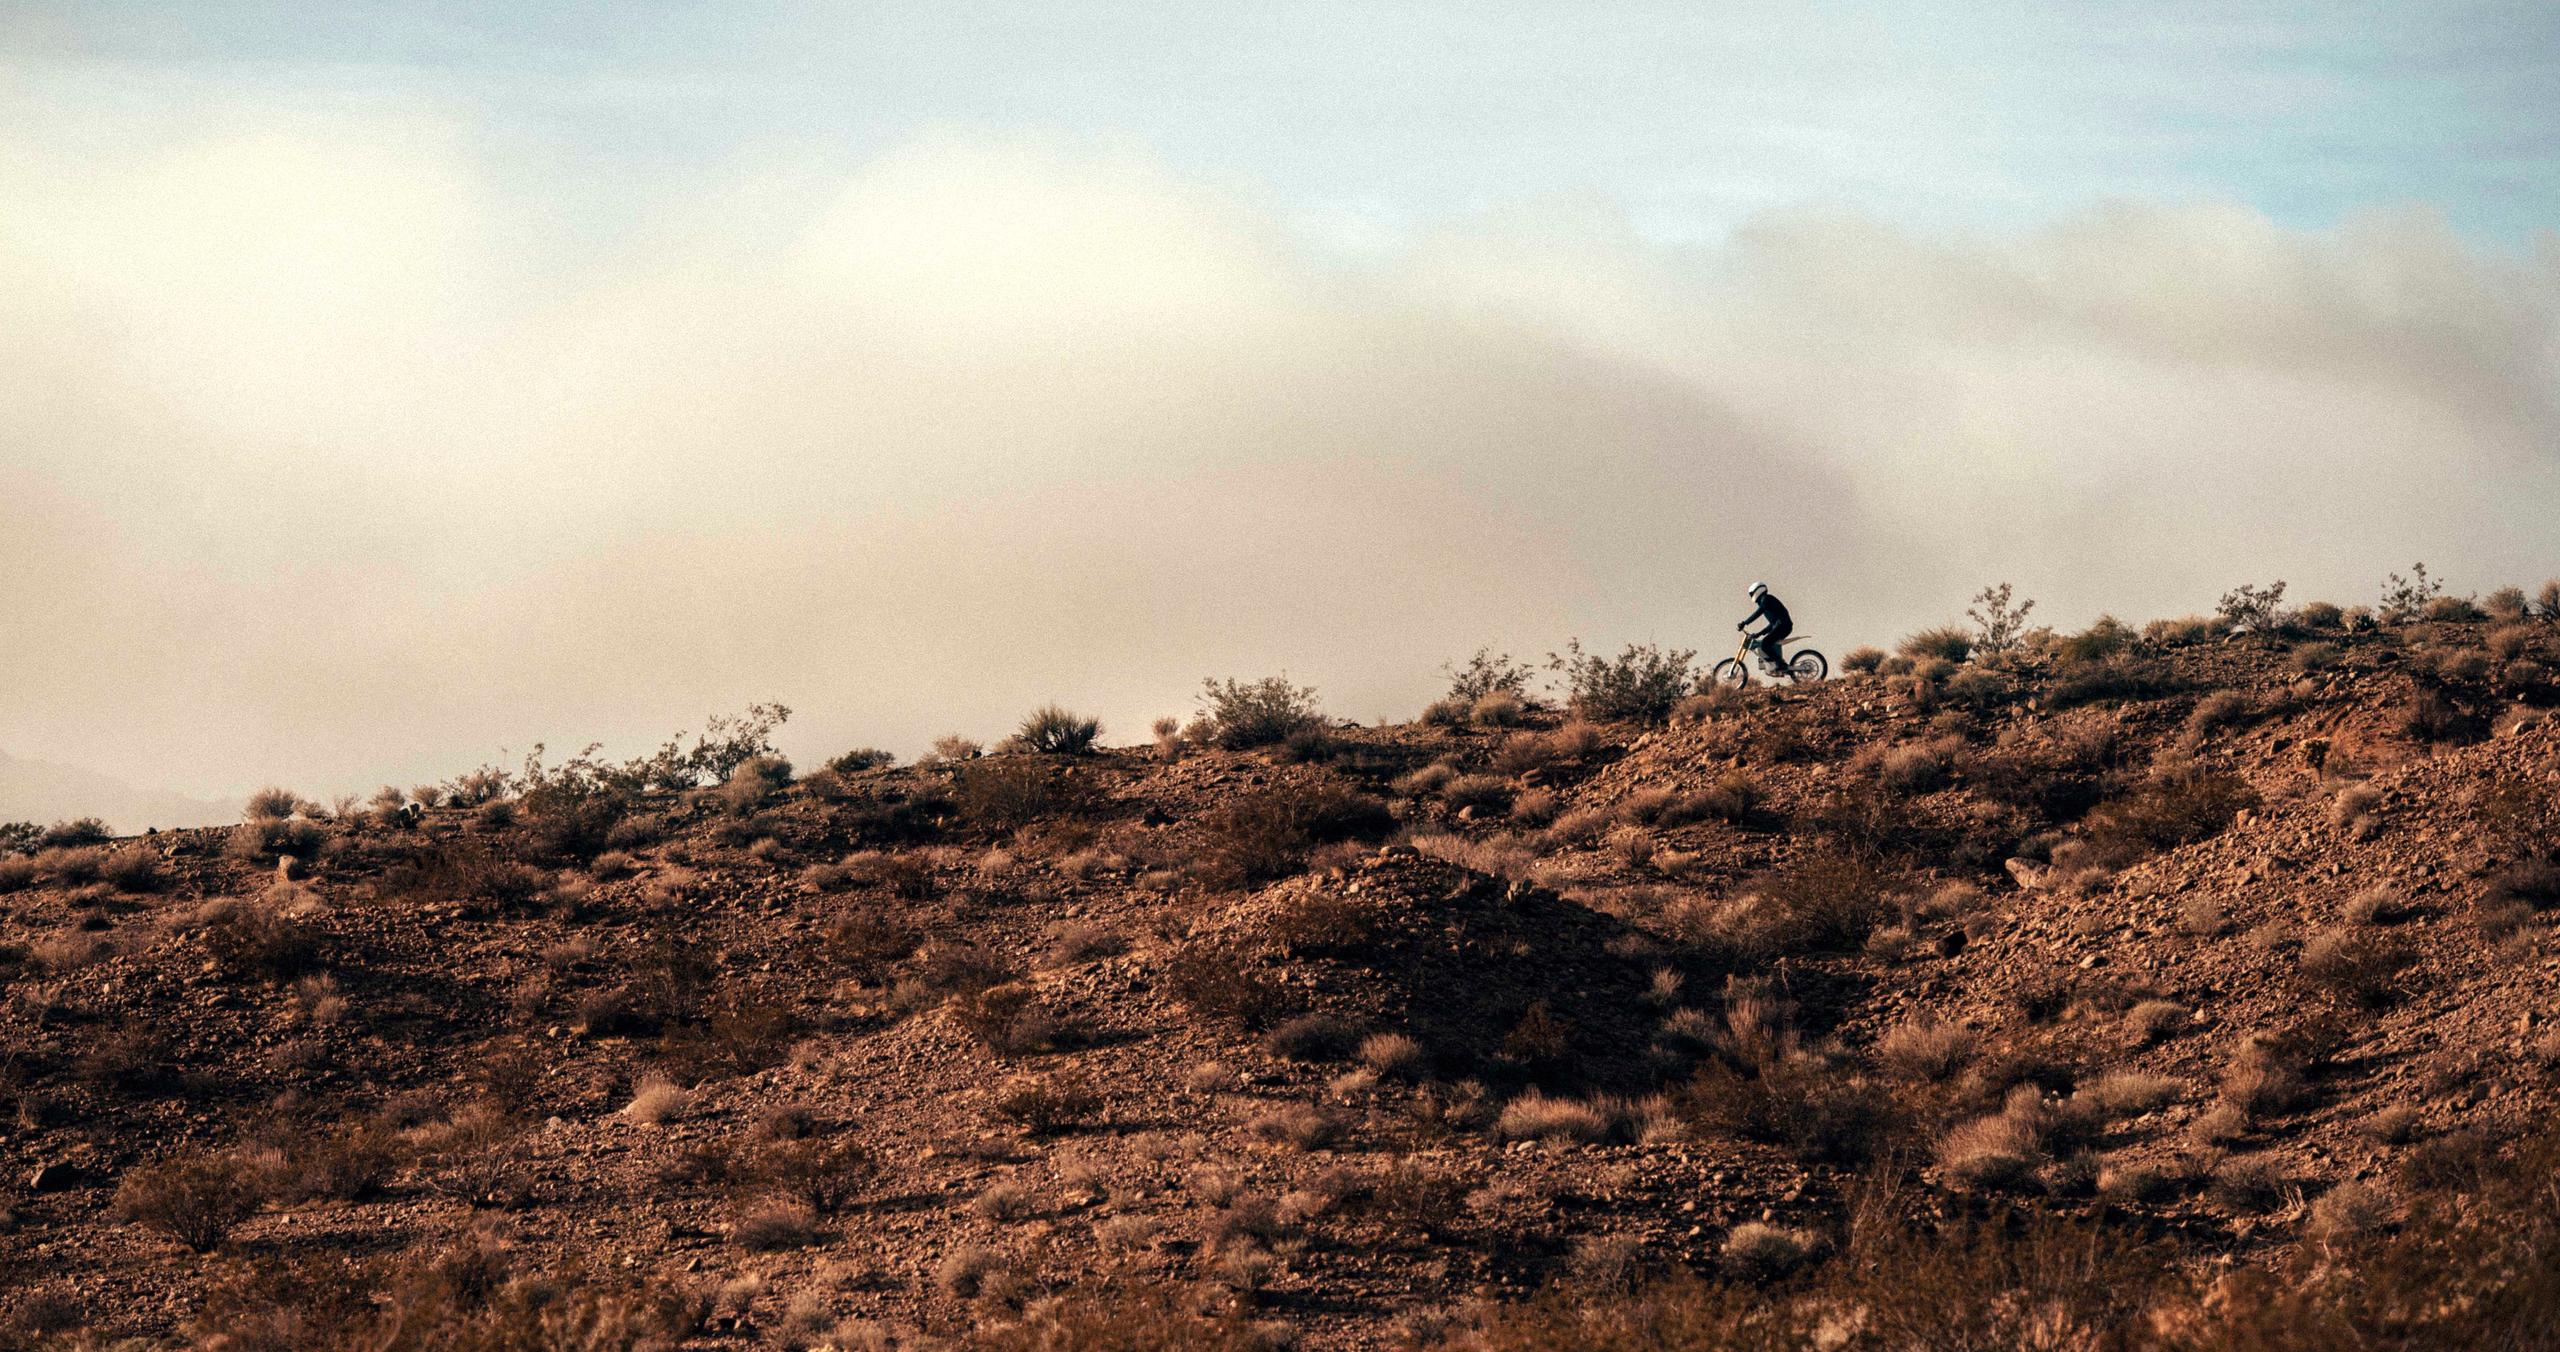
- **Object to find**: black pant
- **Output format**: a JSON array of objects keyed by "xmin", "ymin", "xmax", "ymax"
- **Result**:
[{"xmin": 1753, "ymin": 621, "xmax": 1792, "ymax": 667}]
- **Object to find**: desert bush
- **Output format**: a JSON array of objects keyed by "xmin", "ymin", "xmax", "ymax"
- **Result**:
[
  {"xmin": 957, "ymin": 757, "xmax": 1090, "ymax": 831},
  {"xmin": 1166, "ymin": 944, "xmax": 1293, "ymax": 1028},
  {"xmin": 1681, "ymin": 1055, "xmax": 1889, "ymax": 1165},
  {"xmin": 825, "ymin": 746, "xmax": 895, "ymax": 775},
  {"xmin": 28, "ymin": 817, "xmax": 108, "ymax": 849},
  {"xmin": 1263, "ymin": 1014, "xmax": 1362, "ymax": 1062},
  {"xmin": 1494, "ymin": 1090, "xmax": 1613, "ymax": 1143},
  {"xmin": 1937, "ymin": 1106, "xmax": 2045, "ymax": 1192},
  {"xmin": 624, "ymin": 1075, "xmax": 689, "ymax": 1125},
  {"xmin": 1841, "ymin": 645, "xmax": 1886, "ymax": 674},
  {"xmin": 380, "ymin": 842, "xmax": 545, "ymax": 918},
  {"xmin": 1547, "ymin": 640, "xmax": 1697, "ymax": 722},
  {"xmin": 950, "ymin": 982, "xmax": 1060, "ymax": 1055},
  {"xmin": 1016, "ymin": 705, "xmax": 1102, "ymax": 754},
  {"xmin": 2127, "ymin": 999, "xmax": 2189, "ymax": 1043},
  {"xmin": 2342, "ymin": 886, "xmax": 2404, "ymax": 925},
  {"xmin": 1508, "ymin": 788, "xmax": 1561, "ymax": 828},
  {"xmin": 115, "ymin": 1151, "xmax": 265, "ymax": 1251},
  {"xmin": 1263, "ymin": 890, "xmax": 1382, "ymax": 956},
  {"xmin": 1357, "ymin": 1032, "xmax": 1428, "ymax": 1081},
  {"xmin": 244, "ymin": 786, "xmax": 306, "ymax": 820},
  {"xmin": 1898, "ymin": 625, "xmax": 1973, "ymax": 663},
  {"xmin": 1442, "ymin": 648, "xmax": 1536, "ymax": 702},
  {"xmin": 1875, "ymin": 1018, "xmax": 1973, "ymax": 1081},
  {"xmin": 2216, "ymin": 580, "xmax": 2288, "ymax": 632},
  {"xmin": 2380, "ymin": 562, "xmax": 2445, "ymax": 621},
  {"xmin": 991, "ymin": 1074, "xmax": 1099, "ymax": 1135},
  {"xmin": 1875, "ymin": 738, "xmax": 1960, "ymax": 795},
  {"xmin": 2208, "ymin": 1153, "xmax": 2289, "ymax": 1213},
  {"xmin": 1470, "ymin": 690, "xmax": 1528, "ymax": 727},
  {"xmin": 1689, "ymin": 850, "xmax": 1914, "ymax": 957},
  {"xmin": 2294, "ymin": 600, "xmax": 2345, "ymax": 629},
  {"xmin": 1963, "ymin": 582, "xmax": 2038, "ymax": 654},
  {"xmin": 2046, "ymin": 653, "xmax": 2179, "ymax": 709},
  {"xmin": 226, "ymin": 814, "xmax": 326, "ymax": 863},
  {"xmin": 1692, "ymin": 771, "xmax": 1762, "ymax": 824},
  {"xmin": 1196, "ymin": 676, "xmax": 1327, "ymax": 749},
  {"xmin": 733, "ymin": 1196, "xmax": 818, "ymax": 1251},
  {"xmin": 1442, "ymin": 773, "xmax": 1513, "ymax": 813},
  {"xmin": 2424, "ymin": 595, "xmax": 2484, "ymax": 622},
  {"xmin": 1196, "ymin": 782, "xmax": 1392, "ymax": 889},
  {"xmin": 2307, "ymin": 1180, "xmax": 2392, "ymax": 1242},
  {"xmin": 2299, "ymin": 929, "xmax": 2410, "ymax": 1007},
  {"xmin": 198, "ymin": 895, "xmax": 325, "ymax": 982},
  {"xmin": 2185, "ymin": 689, "xmax": 2251, "ymax": 739},
  {"xmin": 2080, "ymin": 770, "xmax": 2257, "ymax": 862},
  {"xmin": 2398, "ymin": 689, "xmax": 2482, "ymax": 743}
]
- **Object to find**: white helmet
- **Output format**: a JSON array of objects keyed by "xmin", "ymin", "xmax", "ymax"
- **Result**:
[{"xmin": 1747, "ymin": 582, "xmax": 1768, "ymax": 599}]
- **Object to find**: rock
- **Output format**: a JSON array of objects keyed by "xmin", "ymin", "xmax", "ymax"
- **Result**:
[
  {"xmin": 2004, "ymin": 858, "xmax": 2049, "ymax": 890},
  {"xmin": 276, "ymin": 854, "xmax": 308, "ymax": 882},
  {"xmin": 1378, "ymin": 843, "xmax": 1419, "ymax": 860},
  {"xmin": 27, "ymin": 1162, "xmax": 80, "ymax": 1192}
]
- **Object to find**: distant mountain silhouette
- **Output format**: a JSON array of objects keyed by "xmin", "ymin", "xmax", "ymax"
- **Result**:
[{"xmin": 0, "ymin": 750, "xmax": 238, "ymax": 832}]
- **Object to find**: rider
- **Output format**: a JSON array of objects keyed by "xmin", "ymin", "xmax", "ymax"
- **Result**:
[{"xmin": 1737, "ymin": 582, "xmax": 1792, "ymax": 674}]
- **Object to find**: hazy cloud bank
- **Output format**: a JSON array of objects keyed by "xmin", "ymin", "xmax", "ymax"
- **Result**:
[{"xmin": 4, "ymin": 122, "xmax": 2555, "ymax": 803}]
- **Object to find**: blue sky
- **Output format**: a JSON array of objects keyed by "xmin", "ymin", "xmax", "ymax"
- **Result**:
[{"xmin": 8, "ymin": 1, "xmax": 2556, "ymax": 248}]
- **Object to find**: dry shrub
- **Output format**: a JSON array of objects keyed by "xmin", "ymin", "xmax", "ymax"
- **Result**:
[
  {"xmin": 2298, "ymin": 928, "xmax": 2411, "ymax": 1007},
  {"xmin": 1875, "ymin": 1017, "xmax": 1973, "ymax": 1081},
  {"xmin": 2081, "ymin": 770, "xmax": 2258, "ymax": 862},
  {"xmin": 1195, "ymin": 782, "xmax": 1392, "ymax": 889},
  {"xmin": 1841, "ymin": 645, "xmax": 1886, "ymax": 674},
  {"xmin": 1357, "ymin": 1032, "xmax": 1427, "ymax": 1081},
  {"xmin": 2218, "ymin": 1036, "xmax": 2311, "ymax": 1118},
  {"xmin": 1441, "ymin": 773, "xmax": 1513, "ymax": 814},
  {"xmin": 1722, "ymin": 1222, "xmax": 1818, "ymax": 1278},
  {"xmin": 1508, "ymin": 788, "xmax": 1561, "ymax": 828},
  {"xmin": 1692, "ymin": 771, "xmax": 1762, "ymax": 824},
  {"xmin": 1165, "ymin": 943, "xmax": 1293, "ymax": 1028},
  {"xmin": 1494, "ymin": 1091, "xmax": 1613, "ymax": 1143},
  {"xmin": 2077, "ymin": 1070, "xmax": 2181, "ymax": 1118},
  {"xmin": 1249, "ymin": 1102, "xmax": 1342, "ymax": 1151},
  {"xmin": 2342, "ymin": 885, "xmax": 2402, "ymax": 925},
  {"xmin": 991, "ymin": 1074, "xmax": 1099, "ymax": 1135},
  {"xmin": 1549, "ymin": 639, "xmax": 1697, "ymax": 722},
  {"xmin": 1681, "ymin": 1056, "xmax": 1889, "ymax": 1165},
  {"xmin": 1875, "ymin": 738, "xmax": 1961, "ymax": 795},
  {"xmin": 1195, "ymin": 675, "xmax": 1327, "ymax": 749},
  {"xmin": 2399, "ymin": 689, "xmax": 2482, "ymax": 743},
  {"xmin": 1471, "ymin": 690, "xmax": 1528, "ymax": 727},
  {"xmin": 1263, "ymin": 1014, "xmax": 1361, "ymax": 1062},
  {"xmin": 2127, "ymin": 999, "xmax": 2189, "ymax": 1043},
  {"xmin": 1690, "ymin": 853, "xmax": 1896, "ymax": 959},
  {"xmin": 950, "ymin": 982, "xmax": 1060, "ymax": 1055},
  {"xmin": 192, "ymin": 1238, "xmax": 708, "ymax": 1351},
  {"xmin": 734, "ymin": 1196, "xmax": 819, "ymax": 1251},
  {"xmin": 2184, "ymin": 689, "xmax": 2251, "ymax": 739},
  {"xmin": 958, "ymin": 758, "xmax": 1094, "ymax": 831},
  {"xmin": 1937, "ymin": 1093, "xmax": 2051, "ymax": 1193},
  {"xmin": 1899, "ymin": 626, "xmax": 1973, "ymax": 663},
  {"xmin": 1263, "ymin": 889, "xmax": 1382, "ymax": 956},
  {"xmin": 2208, "ymin": 1153, "xmax": 2289, "ymax": 1213},
  {"xmin": 197, "ymin": 894, "xmax": 325, "ymax": 982},
  {"xmin": 1047, "ymin": 921, "xmax": 1127, "ymax": 965},
  {"xmin": 623, "ymin": 1074, "xmax": 688, "ymax": 1125},
  {"xmin": 1015, "ymin": 704, "xmax": 1101, "ymax": 754},
  {"xmin": 2308, "ymin": 1180, "xmax": 2392, "ymax": 1242},
  {"xmin": 114, "ymin": 1151, "xmax": 266, "ymax": 1251}
]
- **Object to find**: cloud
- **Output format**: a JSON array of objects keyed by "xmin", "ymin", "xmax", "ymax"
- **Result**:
[{"xmin": 3, "ymin": 119, "xmax": 2555, "ymax": 800}]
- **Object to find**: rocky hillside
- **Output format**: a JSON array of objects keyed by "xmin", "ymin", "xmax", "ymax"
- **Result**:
[{"xmin": 3, "ymin": 602, "xmax": 2557, "ymax": 1350}]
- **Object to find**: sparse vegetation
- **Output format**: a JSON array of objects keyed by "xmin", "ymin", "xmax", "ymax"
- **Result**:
[
  {"xmin": 1546, "ymin": 639, "xmax": 1697, "ymax": 722},
  {"xmin": 1016, "ymin": 704, "xmax": 1102, "ymax": 754},
  {"xmin": 13, "ymin": 585, "xmax": 2560, "ymax": 1347}
]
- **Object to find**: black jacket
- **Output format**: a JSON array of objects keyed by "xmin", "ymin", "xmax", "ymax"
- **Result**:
[{"xmin": 1741, "ymin": 593, "xmax": 1790, "ymax": 631}]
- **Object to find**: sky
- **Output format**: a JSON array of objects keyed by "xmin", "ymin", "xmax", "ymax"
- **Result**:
[{"xmin": 2, "ymin": 3, "xmax": 2557, "ymax": 817}]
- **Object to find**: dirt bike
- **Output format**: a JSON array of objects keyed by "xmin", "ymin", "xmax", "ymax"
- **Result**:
[{"xmin": 1712, "ymin": 633, "xmax": 1829, "ymax": 688}]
